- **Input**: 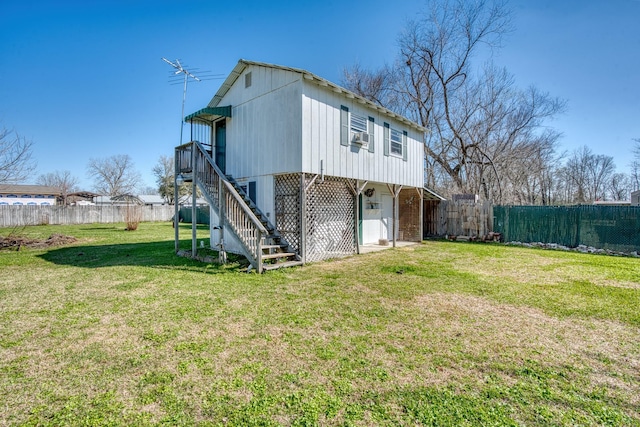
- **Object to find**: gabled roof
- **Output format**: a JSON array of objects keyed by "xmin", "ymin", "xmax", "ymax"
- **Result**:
[
  {"xmin": 0, "ymin": 184, "xmax": 60, "ymax": 195},
  {"xmin": 68, "ymin": 191, "xmax": 101, "ymax": 199},
  {"xmin": 138, "ymin": 194, "xmax": 167, "ymax": 205},
  {"xmin": 205, "ymin": 59, "xmax": 427, "ymax": 133}
]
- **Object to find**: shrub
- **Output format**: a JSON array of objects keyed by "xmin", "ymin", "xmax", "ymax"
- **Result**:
[{"xmin": 124, "ymin": 205, "xmax": 142, "ymax": 231}]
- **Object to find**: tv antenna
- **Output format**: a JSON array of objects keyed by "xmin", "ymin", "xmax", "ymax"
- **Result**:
[{"xmin": 162, "ymin": 57, "xmax": 201, "ymax": 144}]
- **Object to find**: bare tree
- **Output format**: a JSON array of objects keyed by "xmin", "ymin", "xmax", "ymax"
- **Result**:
[
  {"xmin": 560, "ymin": 146, "xmax": 616, "ymax": 203},
  {"xmin": 608, "ymin": 173, "xmax": 631, "ymax": 201},
  {"xmin": 139, "ymin": 186, "xmax": 159, "ymax": 195},
  {"xmin": 631, "ymin": 138, "xmax": 640, "ymax": 191},
  {"xmin": 589, "ymin": 154, "xmax": 616, "ymax": 201},
  {"xmin": 36, "ymin": 170, "xmax": 79, "ymax": 205},
  {"xmin": 342, "ymin": 0, "xmax": 565, "ymax": 203},
  {"xmin": 0, "ymin": 127, "xmax": 36, "ymax": 184},
  {"xmin": 342, "ymin": 63, "xmax": 395, "ymax": 108},
  {"xmin": 503, "ymin": 132, "xmax": 564, "ymax": 205},
  {"xmin": 87, "ymin": 154, "xmax": 141, "ymax": 196}
]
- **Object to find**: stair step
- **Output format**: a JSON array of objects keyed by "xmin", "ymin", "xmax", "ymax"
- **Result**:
[
  {"xmin": 262, "ymin": 244, "xmax": 287, "ymax": 250},
  {"xmin": 188, "ymin": 152, "xmax": 300, "ymax": 273},
  {"xmin": 262, "ymin": 260, "xmax": 304, "ymax": 271},
  {"xmin": 262, "ymin": 252, "xmax": 296, "ymax": 260}
]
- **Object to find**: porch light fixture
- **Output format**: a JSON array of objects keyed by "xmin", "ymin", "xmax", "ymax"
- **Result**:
[{"xmin": 175, "ymin": 174, "xmax": 185, "ymax": 186}]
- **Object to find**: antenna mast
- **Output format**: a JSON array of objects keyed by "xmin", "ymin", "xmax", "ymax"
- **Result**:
[{"xmin": 162, "ymin": 57, "xmax": 201, "ymax": 144}]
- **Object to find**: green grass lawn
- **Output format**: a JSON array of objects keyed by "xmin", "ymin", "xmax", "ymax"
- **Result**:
[{"xmin": 1, "ymin": 222, "xmax": 639, "ymax": 426}]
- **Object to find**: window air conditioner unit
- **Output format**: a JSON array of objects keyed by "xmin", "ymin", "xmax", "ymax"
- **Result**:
[{"xmin": 353, "ymin": 132, "xmax": 370, "ymax": 146}]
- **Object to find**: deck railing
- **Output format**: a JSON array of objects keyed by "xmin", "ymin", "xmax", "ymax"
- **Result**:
[{"xmin": 175, "ymin": 141, "xmax": 268, "ymax": 272}]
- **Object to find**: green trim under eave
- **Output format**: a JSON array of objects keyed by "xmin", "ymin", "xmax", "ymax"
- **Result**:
[{"xmin": 184, "ymin": 106, "xmax": 232, "ymax": 122}]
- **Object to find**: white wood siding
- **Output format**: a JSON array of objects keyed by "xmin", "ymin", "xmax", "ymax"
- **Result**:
[
  {"xmin": 301, "ymin": 82, "xmax": 424, "ymax": 188},
  {"xmin": 220, "ymin": 65, "xmax": 303, "ymax": 179},
  {"xmin": 214, "ymin": 63, "xmax": 424, "ymax": 189}
]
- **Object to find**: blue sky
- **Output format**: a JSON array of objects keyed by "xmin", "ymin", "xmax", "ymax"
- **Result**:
[{"xmin": 1, "ymin": 0, "xmax": 638, "ymax": 191}]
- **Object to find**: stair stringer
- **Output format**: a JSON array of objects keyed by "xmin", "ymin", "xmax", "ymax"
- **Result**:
[
  {"xmin": 193, "ymin": 178, "xmax": 261, "ymax": 268},
  {"xmin": 225, "ymin": 175, "xmax": 302, "ymax": 264}
]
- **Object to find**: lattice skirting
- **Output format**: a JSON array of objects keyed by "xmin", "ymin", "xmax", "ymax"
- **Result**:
[
  {"xmin": 305, "ymin": 176, "xmax": 356, "ymax": 262},
  {"xmin": 274, "ymin": 174, "xmax": 302, "ymax": 254},
  {"xmin": 275, "ymin": 174, "xmax": 357, "ymax": 263}
]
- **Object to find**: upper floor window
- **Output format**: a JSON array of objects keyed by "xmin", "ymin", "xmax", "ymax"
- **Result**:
[
  {"xmin": 350, "ymin": 113, "xmax": 368, "ymax": 133},
  {"xmin": 341, "ymin": 106, "xmax": 375, "ymax": 152},
  {"xmin": 383, "ymin": 122, "xmax": 407, "ymax": 161},
  {"xmin": 390, "ymin": 128, "xmax": 403, "ymax": 156}
]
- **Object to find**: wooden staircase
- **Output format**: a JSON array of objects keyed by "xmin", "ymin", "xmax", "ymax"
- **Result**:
[
  {"xmin": 224, "ymin": 174, "xmax": 302, "ymax": 271},
  {"xmin": 175, "ymin": 141, "xmax": 302, "ymax": 272}
]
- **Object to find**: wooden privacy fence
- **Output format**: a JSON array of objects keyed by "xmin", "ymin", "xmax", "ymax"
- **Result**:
[
  {"xmin": 0, "ymin": 205, "xmax": 174, "ymax": 227},
  {"xmin": 423, "ymin": 200, "xmax": 493, "ymax": 238}
]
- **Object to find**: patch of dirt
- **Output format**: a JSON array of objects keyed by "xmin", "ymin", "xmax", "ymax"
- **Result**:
[{"xmin": 0, "ymin": 233, "xmax": 77, "ymax": 250}]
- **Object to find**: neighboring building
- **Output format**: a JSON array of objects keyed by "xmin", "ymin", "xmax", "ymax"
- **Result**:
[
  {"xmin": 138, "ymin": 195, "xmax": 167, "ymax": 206},
  {"xmin": 94, "ymin": 194, "xmax": 205, "ymax": 206},
  {"xmin": 451, "ymin": 194, "xmax": 478, "ymax": 203},
  {"xmin": 176, "ymin": 59, "xmax": 427, "ymax": 272},
  {"xmin": 632, "ymin": 190, "xmax": 640, "ymax": 206},
  {"xmin": 68, "ymin": 191, "xmax": 101, "ymax": 205},
  {"xmin": 95, "ymin": 195, "xmax": 136, "ymax": 206},
  {"xmin": 0, "ymin": 184, "xmax": 59, "ymax": 205}
]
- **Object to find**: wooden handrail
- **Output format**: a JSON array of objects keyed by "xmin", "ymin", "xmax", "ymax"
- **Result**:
[
  {"xmin": 220, "ymin": 180, "xmax": 268, "ymax": 234},
  {"xmin": 190, "ymin": 140, "xmax": 267, "ymax": 234},
  {"xmin": 179, "ymin": 140, "xmax": 267, "ymax": 271}
]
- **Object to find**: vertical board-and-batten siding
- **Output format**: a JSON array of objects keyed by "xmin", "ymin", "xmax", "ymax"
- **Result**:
[
  {"xmin": 301, "ymin": 81, "xmax": 423, "ymax": 188},
  {"xmin": 216, "ymin": 63, "xmax": 423, "ymax": 188},
  {"xmin": 221, "ymin": 65, "xmax": 303, "ymax": 180}
]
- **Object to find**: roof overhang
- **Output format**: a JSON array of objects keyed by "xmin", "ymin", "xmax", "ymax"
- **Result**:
[
  {"xmin": 423, "ymin": 187, "xmax": 446, "ymax": 201},
  {"xmin": 68, "ymin": 191, "xmax": 101, "ymax": 199},
  {"xmin": 207, "ymin": 59, "xmax": 428, "ymax": 134},
  {"xmin": 184, "ymin": 106, "xmax": 232, "ymax": 123}
]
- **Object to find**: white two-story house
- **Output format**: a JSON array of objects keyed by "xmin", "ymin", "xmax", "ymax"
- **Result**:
[{"xmin": 175, "ymin": 60, "xmax": 426, "ymax": 272}]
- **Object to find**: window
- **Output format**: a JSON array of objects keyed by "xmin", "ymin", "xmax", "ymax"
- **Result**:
[
  {"xmin": 384, "ymin": 123, "xmax": 407, "ymax": 161},
  {"xmin": 245, "ymin": 72, "xmax": 252, "ymax": 88},
  {"xmin": 350, "ymin": 113, "xmax": 368, "ymax": 133},
  {"xmin": 340, "ymin": 106, "xmax": 349, "ymax": 146},
  {"xmin": 390, "ymin": 128, "xmax": 403, "ymax": 156},
  {"xmin": 341, "ymin": 106, "xmax": 374, "ymax": 151}
]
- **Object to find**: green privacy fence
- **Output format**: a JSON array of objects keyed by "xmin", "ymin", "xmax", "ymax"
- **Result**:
[
  {"xmin": 494, "ymin": 205, "xmax": 640, "ymax": 253},
  {"xmin": 178, "ymin": 206, "xmax": 210, "ymax": 225}
]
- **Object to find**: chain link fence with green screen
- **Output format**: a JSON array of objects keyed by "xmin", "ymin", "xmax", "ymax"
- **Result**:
[{"xmin": 494, "ymin": 205, "xmax": 640, "ymax": 253}]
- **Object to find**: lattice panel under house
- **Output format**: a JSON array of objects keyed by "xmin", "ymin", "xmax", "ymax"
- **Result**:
[
  {"xmin": 305, "ymin": 176, "xmax": 356, "ymax": 262},
  {"xmin": 274, "ymin": 174, "xmax": 301, "ymax": 254}
]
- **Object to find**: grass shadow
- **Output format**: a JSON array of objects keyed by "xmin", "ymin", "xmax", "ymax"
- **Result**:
[{"xmin": 38, "ymin": 239, "xmax": 246, "ymax": 273}]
